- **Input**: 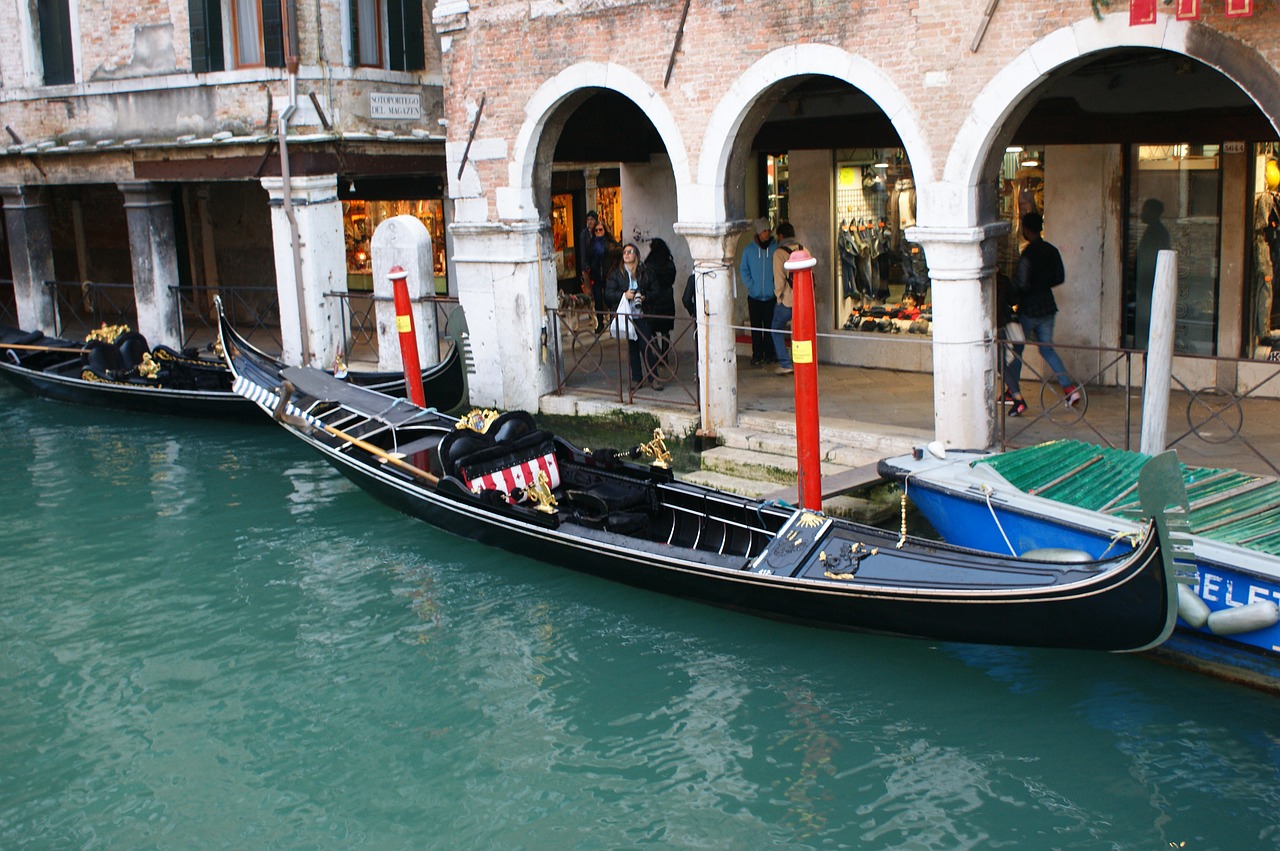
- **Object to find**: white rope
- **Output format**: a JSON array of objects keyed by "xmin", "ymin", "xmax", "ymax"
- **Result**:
[{"xmin": 981, "ymin": 483, "xmax": 1019, "ymax": 557}]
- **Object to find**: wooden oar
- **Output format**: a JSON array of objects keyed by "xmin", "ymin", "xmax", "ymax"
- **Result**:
[
  {"xmin": 277, "ymin": 381, "xmax": 440, "ymax": 485},
  {"xmin": 1, "ymin": 342, "xmax": 88, "ymax": 355}
]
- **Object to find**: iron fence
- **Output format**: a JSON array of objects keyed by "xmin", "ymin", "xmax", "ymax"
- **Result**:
[
  {"xmin": 174, "ymin": 285, "xmax": 282, "ymax": 355},
  {"xmin": 997, "ymin": 337, "xmax": 1280, "ymax": 477},
  {"xmin": 546, "ymin": 301, "xmax": 698, "ymax": 408},
  {"xmin": 328, "ymin": 291, "xmax": 466, "ymax": 365},
  {"xmin": 45, "ymin": 280, "xmax": 138, "ymax": 338}
]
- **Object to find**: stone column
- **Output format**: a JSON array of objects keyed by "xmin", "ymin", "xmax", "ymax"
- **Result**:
[
  {"xmin": 118, "ymin": 181, "xmax": 183, "ymax": 348},
  {"xmin": 906, "ymin": 222, "xmax": 1009, "ymax": 450},
  {"xmin": 0, "ymin": 185, "xmax": 57, "ymax": 332},
  {"xmin": 674, "ymin": 221, "xmax": 747, "ymax": 436},
  {"xmin": 260, "ymin": 174, "xmax": 346, "ymax": 368},
  {"xmin": 450, "ymin": 219, "xmax": 552, "ymax": 411},
  {"xmin": 371, "ymin": 215, "xmax": 439, "ymax": 369}
]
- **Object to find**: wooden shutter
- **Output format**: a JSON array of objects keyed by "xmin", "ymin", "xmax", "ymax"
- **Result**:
[
  {"xmin": 189, "ymin": 0, "xmax": 226, "ymax": 73},
  {"xmin": 387, "ymin": 0, "xmax": 424, "ymax": 72},
  {"xmin": 262, "ymin": 0, "xmax": 285, "ymax": 68},
  {"xmin": 38, "ymin": 0, "xmax": 75, "ymax": 85}
]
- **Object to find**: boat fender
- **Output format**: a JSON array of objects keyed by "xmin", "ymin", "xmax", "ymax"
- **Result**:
[
  {"xmin": 1206, "ymin": 601, "xmax": 1280, "ymax": 636},
  {"xmin": 1019, "ymin": 547, "xmax": 1094, "ymax": 563},
  {"xmin": 1176, "ymin": 585, "xmax": 1211, "ymax": 629}
]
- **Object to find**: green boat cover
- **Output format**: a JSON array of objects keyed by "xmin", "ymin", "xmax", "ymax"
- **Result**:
[{"xmin": 977, "ymin": 440, "xmax": 1280, "ymax": 556}]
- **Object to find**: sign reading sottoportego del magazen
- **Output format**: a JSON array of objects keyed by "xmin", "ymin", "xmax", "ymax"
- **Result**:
[{"xmin": 370, "ymin": 93, "xmax": 421, "ymax": 120}]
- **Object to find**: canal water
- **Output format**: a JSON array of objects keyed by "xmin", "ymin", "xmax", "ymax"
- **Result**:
[{"xmin": 2, "ymin": 391, "xmax": 1278, "ymax": 850}]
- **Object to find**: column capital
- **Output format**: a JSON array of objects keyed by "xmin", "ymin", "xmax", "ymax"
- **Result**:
[
  {"xmin": 0, "ymin": 184, "xmax": 48, "ymax": 208},
  {"xmin": 260, "ymin": 174, "xmax": 339, "ymax": 205},
  {"xmin": 905, "ymin": 220, "xmax": 1011, "ymax": 283}
]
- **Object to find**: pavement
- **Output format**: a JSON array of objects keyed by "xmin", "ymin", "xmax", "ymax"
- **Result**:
[{"xmin": 542, "ymin": 335, "xmax": 1280, "ymax": 489}]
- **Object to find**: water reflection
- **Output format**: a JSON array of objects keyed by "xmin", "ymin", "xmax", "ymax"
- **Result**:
[{"xmin": 2, "ymin": 392, "xmax": 1279, "ymax": 849}]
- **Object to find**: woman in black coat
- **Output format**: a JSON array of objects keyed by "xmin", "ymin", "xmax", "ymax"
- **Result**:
[
  {"xmin": 605, "ymin": 243, "xmax": 661, "ymax": 390},
  {"xmin": 641, "ymin": 238, "xmax": 678, "ymax": 374}
]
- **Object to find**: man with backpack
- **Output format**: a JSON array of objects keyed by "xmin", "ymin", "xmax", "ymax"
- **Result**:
[{"xmin": 770, "ymin": 221, "xmax": 802, "ymax": 375}]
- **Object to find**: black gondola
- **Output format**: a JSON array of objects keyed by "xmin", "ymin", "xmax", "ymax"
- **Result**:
[
  {"xmin": 0, "ymin": 305, "xmax": 466, "ymax": 418},
  {"xmin": 222, "ymin": 310, "xmax": 1189, "ymax": 651}
]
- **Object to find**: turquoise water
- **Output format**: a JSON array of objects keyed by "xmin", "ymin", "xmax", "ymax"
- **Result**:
[{"xmin": 2, "ymin": 391, "xmax": 1279, "ymax": 850}]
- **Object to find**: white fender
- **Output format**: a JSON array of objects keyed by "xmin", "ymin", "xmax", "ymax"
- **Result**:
[
  {"xmin": 1176, "ymin": 585, "xmax": 1211, "ymax": 629},
  {"xmin": 1206, "ymin": 601, "xmax": 1280, "ymax": 636}
]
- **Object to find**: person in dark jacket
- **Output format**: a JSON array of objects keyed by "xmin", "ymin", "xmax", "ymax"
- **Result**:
[
  {"xmin": 642, "ymin": 238, "xmax": 678, "ymax": 373},
  {"xmin": 605, "ymin": 243, "xmax": 660, "ymax": 390},
  {"xmin": 1005, "ymin": 212, "xmax": 1080, "ymax": 416}
]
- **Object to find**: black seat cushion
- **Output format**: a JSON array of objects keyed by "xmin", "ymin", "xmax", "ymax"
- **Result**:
[{"xmin": 116, "ymin": 332, "xmax": 151, "ymax": 369}]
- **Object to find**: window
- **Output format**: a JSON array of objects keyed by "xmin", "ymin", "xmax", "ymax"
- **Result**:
[
  {"xmin": 38, "ymin": 0, "xmax": 75, "ymax": 85},
  {"xmin": 350, "ymin": 0, "xmax": 424, "ymax": 71},
  {"xmin": 189, "ymin": 0, "xmax": 282, "ymax": 70},
  {"xmin": 1123, "ymin": 144, "xmax": 1222, "ymax": 355},
  {"xmin": 189, "ymin": 0, "xmax": 226, "ymax": 73}
]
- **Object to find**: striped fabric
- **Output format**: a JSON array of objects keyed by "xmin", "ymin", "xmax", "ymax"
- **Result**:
[
  {"xmin": 231, "ymin": 375, "xmax": 321, "ymax": 426},
  {"xmin": 465, "ymin": 453, "xmax": 561, "ymax": 497}
]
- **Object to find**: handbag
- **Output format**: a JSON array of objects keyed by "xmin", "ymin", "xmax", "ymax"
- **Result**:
[
  {"xmin": 1004, "ymin": 320, "xmax": 1026, "ymax": 343},
  {"xmin": 609, "ymin": 293, "xmax": 637, "ymax": 340}
]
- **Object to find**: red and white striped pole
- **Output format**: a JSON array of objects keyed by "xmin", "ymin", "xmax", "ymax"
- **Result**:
[
  {"xmin": 784, "ymin": 249, "xmax": 822, "ymax": 511},
  {"xmin": 388, "ymin": 265, "xmax": 426, "ymax": 407}
]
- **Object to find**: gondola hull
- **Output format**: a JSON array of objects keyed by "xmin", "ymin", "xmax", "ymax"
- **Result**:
[
  {"xmin": 223, "ymin": 321, "xmax": 1184, "ymax": 652},
  {"xmin": 0, "ymin": 320, "xmax": 466, "ymax": 419},
  {"xmin": 315, "ymin": 438, "xmax": 1175, "ymax": 648}
]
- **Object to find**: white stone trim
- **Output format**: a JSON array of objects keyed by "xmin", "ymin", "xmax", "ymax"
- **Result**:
[
  {"xmin": 501, "ymin": 62, "xmax": 692, "ymax": 223},
  {"xmin": 694, "ymin": 43, "xmax": 929, "ymax": 225}
]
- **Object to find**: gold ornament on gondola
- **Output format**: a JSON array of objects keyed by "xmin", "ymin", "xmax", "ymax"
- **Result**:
[
  {"xmin": 634, "ymin": 428, "xmax": 671, "ymax": 468},
  {"xmin": 86, "ymin": 323, "xmax": 129, "ymax": 344},
  {"xmin": 796, "ymin": 511, "xmax": 824, "ymax": 528},
  {"xmin": 527, "ymin": 470, "xmax": 559, "ymax": 514},
  {"xmin": 457, "ymin": 408, "xmax": 500, "ymax": 434},
  {"xmin": 137, "ymin": 352, "xmax": 160, "ymax": 380}
]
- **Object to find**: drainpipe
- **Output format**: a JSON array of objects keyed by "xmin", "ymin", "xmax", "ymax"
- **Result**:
[{"xmin": 277, "ymin": 0, "xmax": 311, "ymax": 364}]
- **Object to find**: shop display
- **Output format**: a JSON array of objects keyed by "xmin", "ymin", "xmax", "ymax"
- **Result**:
[{"xmin": 833, "ymin": 150, "xmax": 930, "ymax": 336}]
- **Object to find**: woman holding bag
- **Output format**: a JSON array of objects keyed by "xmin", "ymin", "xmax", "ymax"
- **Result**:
[{"xmin": 605, "ymin": 243, "xmax": 661, "ymax": 390}]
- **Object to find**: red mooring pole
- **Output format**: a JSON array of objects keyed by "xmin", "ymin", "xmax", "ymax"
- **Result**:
[
  {"xmin": 785, "ymin": 248, "xmax": 822, "ymax": 511},
  {"xmin": 389, "ymin": 265, "xmax": 426, "ymax": 407}
]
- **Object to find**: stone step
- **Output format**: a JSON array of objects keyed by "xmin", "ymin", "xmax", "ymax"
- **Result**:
[
  {"xmin": 700, "ymin": 445, "xmax": 853, "ymax": 485},
  {"xmin": 718, "ymin": 427, "xmax": 891, "ymax": 471},
  {"xmin": 680, "ymin": 469, "xmax": 780, "ymax": 498},
  {"xmin": 735, "ymin": 411, "xmax": 929, "ymax": 456}
]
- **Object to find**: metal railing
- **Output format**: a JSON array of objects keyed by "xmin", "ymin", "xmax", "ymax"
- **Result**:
[
  {"xmin": 997, "ymin": 338, "xmax": 1280, "ymax": 477},
  {"xmin": 328, "ymin": 291, "xmax": 465, "ymax": 365},
  {"xmin": 174, "ymin": 285, "xmax": 282, "ymax": 354},
  {"xmin": 45, "ymin": 280, "xmax": 138, "ymax": 338},
  {"xmin": 546, "ymin": 301, "xmax": 698, "ymax": 408}
]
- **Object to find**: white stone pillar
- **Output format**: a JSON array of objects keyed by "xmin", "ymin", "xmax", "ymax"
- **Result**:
[
  {"xmin": 371, "ymin": 215, "xmax": 440, "ymax": 369},
  {"xmin": 674, "ymin": 222, "xmax": 745, "ymax": 436},
  {"xmin": 1141, "ymin": 250, "xmax": 1179, "ymax": 456},
  {"xmin": 0, "ymin": 185, "xmax": 57, "ymax": 332},
  {"xmin": 450, "ymin": 219, "xmax": 552, "ymax": 411},
  {"xmin": 260, "ymin": 174, "xmax": 346, "ymax": 367},
  {"xmin": 118, "ymin": 181, "xmax": 183, "ymax": 348},
  {"xmin": 907, "ymin": 222, "xmax": 1009, "ymax": 450}
]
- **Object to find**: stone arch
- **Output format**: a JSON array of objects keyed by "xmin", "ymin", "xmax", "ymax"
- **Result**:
[
  {"xmin": 503, "ymin": 62, "xmax": 692, "ymax": 221},
  {"xmin": 945, "ymin": 13, "xmax": 1280, "ymax": 227},
  {"xmin": 693, "ymin": 43, "xmax": 933, "ymax": 225}
]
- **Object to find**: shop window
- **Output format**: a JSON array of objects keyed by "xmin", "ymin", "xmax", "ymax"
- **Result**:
[
  {"xmin": 1123, "ymin": 144, "xmax": 1221, "ymax": 355},
  {"xmin": 551, "ymin": 194, "xmax": 576, "ymax": 281},
  {"xmin": 595, "ymin": 186, "xmax": 621, "ymax": 242},
  {"xmin": 998, "ymin": 147, "xmax": 1044, "ymax": 283},
  {"xmin": 767, "ymin": 154, "xmax": 789, "ymax": 228},
  {"xmin": 832, "ymin": 149, "xmax": 932, "ymax": 336},
  {"xmin": 1249, "ymin": 143, "xmax": 1280, "ymax": 359},
  {"xmin": 349, "ymin": 0, "xmax": 424, "ymax": 71},
  {"xmin": 38, "ymin": 0, "xmax": 75, "ymax": 85},
  {"xmin": 343, "ymin": 199, "xmax": 447, "ymax": 293}
]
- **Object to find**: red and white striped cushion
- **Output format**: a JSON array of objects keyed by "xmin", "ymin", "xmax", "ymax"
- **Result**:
[{"xmin": 466, "ymin": 452, "xmax": 560, "ymax": 497}]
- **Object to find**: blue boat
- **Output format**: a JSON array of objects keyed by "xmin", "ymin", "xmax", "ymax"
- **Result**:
[{"xmin": 879, "ymin": 441, "xmax": 1280, "ymax": 692}]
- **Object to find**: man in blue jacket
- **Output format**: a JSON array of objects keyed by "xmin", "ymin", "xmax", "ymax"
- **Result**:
[{"xmin": 739, "ymin": 217, "xmax": 777, "ymax": 365}]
